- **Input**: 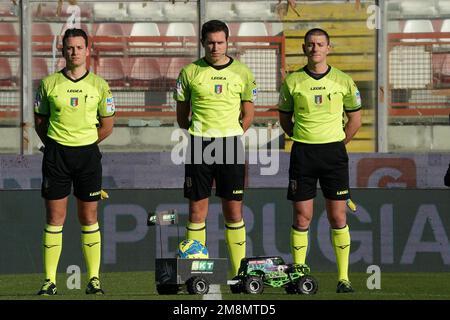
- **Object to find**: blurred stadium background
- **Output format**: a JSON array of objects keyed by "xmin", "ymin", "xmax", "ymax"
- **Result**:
[{"xmin": 0, "ymin": 0, "xmax": 450, "ymax": 299}]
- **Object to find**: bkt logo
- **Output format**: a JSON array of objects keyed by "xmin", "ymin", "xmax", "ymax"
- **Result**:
[
  {"xmin": 192, "ymin": 261, "xmax": 214, "ymax": 272},
  {"xmin": 357, "ymin": 158, "xmax": 417, "ymax": 188}
]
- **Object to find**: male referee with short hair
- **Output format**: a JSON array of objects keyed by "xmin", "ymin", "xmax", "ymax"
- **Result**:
[
  {"xmin": 34, "ymin": 28, "xmax": 114, "ymax": 295},
  {"xmin": 279, "ymin": 28, "xmax": 362, "ymax": 293},
  {"xmin": 174, "ymin": 20, "xmax": 257, "ymax": 278}
]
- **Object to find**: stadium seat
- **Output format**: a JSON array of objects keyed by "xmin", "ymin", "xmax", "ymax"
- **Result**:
[
  {"xmin": 0, "ymin": 23, "xmax": 18, "ymax": 52},
  {"xmin": 95, "ymin": 57, "xmax": 127, "ymax": 87},
  {"xmin": 163, "ymin": 2, "xmax": 197, "ymax": 21},
  {"xmin": 166, "ymin": 22, "xmax": 196, "ymax": 37},
  {"xmin": 387, "ymin": 1, "xmax": 401, "ymax": 13},
  {"xmin": 165, "ymin": 22, "xmax": 197, "ymax": 47},
  {"xmin": 128, "ymin": 2, "xmax": 164, "ymax": 20},
  {"xmin": 270, "ymin": 23, "xmax": 283, "ymax": 36},
  {"xmin": 440, "ymin": 19, "xmax": 450, "ymax": 43},
  {"xmin": 129, "ymin": 23, "xmax": 162, "ymax": 48},
  {"xmin": 0, "ymin": 22, "xmax": 16, "ymax": 36},
  {"xmin": 93, "ymin": 23, "xmax": 125, "ymax": 52},
  {"xmin": 237, "ymin": 22, "xmax": 269, "ymax": 37},
  {"xmin": 128, "ymin": 57, "xmax": 162, "ymax": 89},
  {"xmin": 94, "ymin": 23, "xmax": 124, "ymax": 36},
  {"xmin": 32, "ymin": 23, "xmax": 54, "ymax": 36},
  {"xmin": 442, "ymin": 55, "xmax": 450, "ymax": 83},
  {"xmin": 387, "ymin": 20, "xmax": 401, "ymax": 33},
  {"xmin": 0, "ymin": 58, "xmax": 15, "ymax": 86},
  {"xmin": 165, "ymin": 57, "xmax": 194, "ymax": 81},
  {"xmin": 237, "ymin": 22, "xmax": 269, "ymax": 46},
  {"xmin": 227, "ymin": 23, "xmax": 241, "ymax": 37},
  {"xmin": 93, "ymin": 2, "xmax": 127, "ymax": 20},
  {"xmin": 402, "ymin": 19, "xmax": 434, "ymax": 42},
  {"xmin": 32, "ymin": 58, "xmax": 50, "ymax": 86},
  {"xmin": 400, "ymin": 0, "xmax": 437, "ymax": 17},
  {"xmin": 130, "ymin": 22, "xmax": 160, "ymax": 37},
  {"xmin": 206, "ymin": 2, "xmax": 236, "ymax": 21},
  {"xmin": 234, "ymin": 2, "xmax": 273, "ymax": 20},
  {"xmin": 32, "ymin": 2, "xmax": 58, "ymax": 18},
  {"xmin": 0, "ymin": 2, "xmax": 16, "ymax": 17},
  {"xmin": 31, "ymin": 24, "xmax": 54, "ymax": 52},
  {"xmin": 438, "ymin": 0, "xmax": 450, "ymax": 14},
  {"xmin": 437, "ymin": 54, "xmax": 450, "ymax": 85}
]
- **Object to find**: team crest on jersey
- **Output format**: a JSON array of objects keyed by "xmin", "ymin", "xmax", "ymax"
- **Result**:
[
  {"xmin": 70, "ymin": 97, "xmax": 78, "ymax": 107},
  {"xmin": 314, "ymin": 95, "xmax": 323, "ymax": 105},
  {"xmin": 214, "ymin": 84, "xmax": 222, "ymax": 94}
]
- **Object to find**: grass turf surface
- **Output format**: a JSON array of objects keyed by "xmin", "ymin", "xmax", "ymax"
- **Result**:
[{"xmin": 1, "ymin": 271, "xmax": 450, "ymax": 300}]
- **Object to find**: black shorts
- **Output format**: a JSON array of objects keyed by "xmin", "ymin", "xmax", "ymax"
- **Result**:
[
  {"xmin": 41, "ymin": 138, "xmax": 102, "ymax": 201},
  {"xmin": 184, "ymin": 135, "xmax": 245, "ymax": 201},
  {"xmin": 287, "ymin": 141, "xmax": 350, "ymax": 201}
]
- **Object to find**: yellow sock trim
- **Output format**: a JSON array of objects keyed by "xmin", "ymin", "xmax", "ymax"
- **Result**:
[
  {"xmin": 291, "ymin": 227, "xmax": 308, "ymax": 265},
  {"xmin": 81, "ymin": 222, "xmax": 101, "ymax": 279},
  {"xmin": 225, "ymin": 220, "xmax": 246, "ymax": 276},
  {"xmin": 43, "ymin": 224, "xmax": 63, "ymax": 284},
  {"xmin": 186, "ymin": 221, "xmax": 206, "ymax": 246},
  {"xmin": 332, "ymin": 225, "xmax": 351, "ymax": 282},
  {"xmin": 81, "ymin": 222, "xmax": 99, "ymax": 232},
  {"xmin": 46, "ymin": 224, "xmax": 63, "ymax": 233}
]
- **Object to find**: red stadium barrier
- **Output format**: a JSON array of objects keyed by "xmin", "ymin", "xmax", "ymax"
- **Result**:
[{"xmin": 0, "ymin": 33, "xmax": 285, "ymax": 122}]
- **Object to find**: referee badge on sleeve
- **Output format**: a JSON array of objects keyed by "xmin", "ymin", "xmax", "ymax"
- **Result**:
[
  {"xmin": 175, "ymin": 79, "xmax": 182, "ymax": 96},
  {"xmin": 252, "ymin": 88, "xmax": 258, "ymax": 102},
  {"xmin": 106, "ymin": 97, "xmax": 115, "ymax": 113},
  {"xmin": 355, "ymin": 90, "xmax": 361, "ymax": 105},
  {"xmin": 34, "ymin": 91, "xmax": 42, "ymax": 110}
]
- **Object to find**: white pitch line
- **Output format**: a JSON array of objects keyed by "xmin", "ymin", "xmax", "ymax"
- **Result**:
[{"xmin": 202, "ymin": 284, "xmax": 222, "ymax": 300}]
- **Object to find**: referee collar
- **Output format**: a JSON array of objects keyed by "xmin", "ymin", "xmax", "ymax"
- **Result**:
[
  {"xmin": 203, "ymin": 56, "xmax": 234, "ymax": 70},
  {"xmin": 61, "ymin": 69, "xmax": 90, "ymax": 83},
  {"xmin": 304, "ymin": 65, "xmax": 331, "ymax": 80}
]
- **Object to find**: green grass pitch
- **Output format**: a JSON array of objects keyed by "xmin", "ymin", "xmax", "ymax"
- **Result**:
[{"xmin": 1, "ymin": 272, "xmax": 450, "ymax": 300}]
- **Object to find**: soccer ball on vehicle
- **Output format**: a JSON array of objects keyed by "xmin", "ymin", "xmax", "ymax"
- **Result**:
[{"xmin": 178, "ymin": 239, "xmax": 209, "ymax": 259}]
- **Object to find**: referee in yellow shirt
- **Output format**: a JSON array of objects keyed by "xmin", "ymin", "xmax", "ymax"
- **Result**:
[
  {"xmin": 174, "ymin": 20, "xmax": 257, "ymax": 277},
  {"xmin": 278, "ymin": 28, "xmax": 362, "ymax": 293},
  {"xmin": 34, "ymin": 28, "xmax": 114, "ymax": 295}
]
